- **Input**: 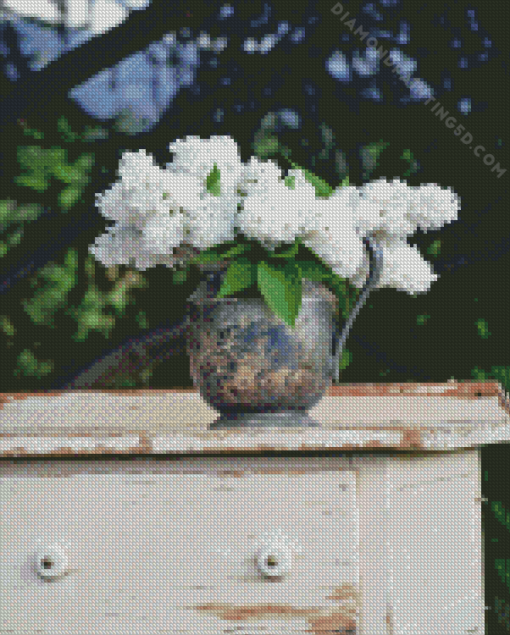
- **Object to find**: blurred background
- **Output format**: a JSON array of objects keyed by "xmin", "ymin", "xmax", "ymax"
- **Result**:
[
  {"xmin": 0, "ymin": 0, "xmax": 508, "ymax": 394},
  {"xmin": 0, "ymin": 1, "xmax": 508, "ymax": 630}
]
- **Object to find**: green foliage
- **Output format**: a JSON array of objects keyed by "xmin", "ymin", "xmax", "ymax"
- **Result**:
[
  {"xmin": 427, "ymin": 239, "xmax": 441, "ymax": 258},
  {"xmin": 0, "ymin": 198, "xmax": 44, "ymax": 257},
  {"xmin": 206, "ymin": 163, "xmax": 221, "ymax": 196},
  {"xmin": 295, "ymin": 259, "xmax": 327, "ymax": 282},
  {"xmin": 359, "ymin": 139, "xmax": 390, "ymax": 181},
  {"xmin": 0, "ymin": 315, "xmax": 16, "ymax": 337},
  {"xmin": 270, "ymin": 241, "xmax": 299, "ymax": 259},
  {"xmin": 400, "ymin": 148, "xmax": 420, "ymax": 177},
  {"xmin": 284, "ymin": 174, "xmax": 295, "ymax": 189},
  {"xmin": 66, "ymin": 256, "xmax": 148, "ymax": 342},
  {"xmin": 216, "ymin": 257, "xmax": 258, "ymax": 298},
  {"xmin": 135, "ymin": 310, "xmax": 149, "ymax": 330},
  {"xmin": 14, "ymin": 348, "xmax": 54, "ymax": 378},
  {"xmin": 475, "ymin": 318, "xmax": 491, "ymax": 339},
  {"xmin": 20, "ymin": 125, "xmax": 44, "ymax": 140},
  {"xmin": 253, "ymin": 135, "xmax": 279, "ymax": 158},
  {"xmin": 172, "ymin": 268, "xmax": 189, "ymax": 284},
  {"xmin": 471, "ymin": 366, "xmax": 510, "ymax": 395},
  {"xmin": 22, "ymin": 248, "xmax": 79, "ymax": 328},
  {"xmin": 22, "ymin": 115, "xmax": 108, "ymax": 144},
  {"xmin": 15, "ymin": 143, "xmax": 94, "ymax": 210},
  {"xmin": 257, "ymin": 260, "xmax": 302, "ymax": 328},
  {"xmin": 219, "ymin": 242, "xmax": 251, "ymax": 259},
  {"xmin": 338, "ymin": 348, "xmax": 352, "ymax": 372},
  {"xmin": 57, "ymin": 115, "xmax": 79, "ymax": 142},
  {"xmin": 286, "ymin": 158, "xmax": 334, "ymax": 197}
]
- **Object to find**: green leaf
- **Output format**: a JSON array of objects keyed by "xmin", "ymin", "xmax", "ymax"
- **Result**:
[
  {"xmin": 57, "ymin": 115, "xmax": 78, "ymax": 142},
  {"xmin": 221, "ymin": 243, "xmax": 251, "ymax": 259},
  {"xmin": 400, "ymin": 148, "xmax": 420, "ymax": 177},
  {"xmin": 172, "ymin": 268, "xmax": 189, "ymax": 284},
  {"xmin": 0, "ymin": 199, "xmax": 17, "ymax": 229},
  {"xmin": 340, "ymin": 175, "xmax": 350, "ymax": 187},
  {"xmin": 14, "ymin": 349, "xmax": 53, "ymax": 378},
  {"xmin": 45, "ymin": 147, "xmax": 67, "ymax": 166},
  {"xmin": 17, "ymin": 145, "xmax": 45, "ymax": 170},
  {"xmin": 23, "ymin": 127, "xmax": 44, "ymax": 140},
  {"xmin": 287, "ymin": 160, "xmax": 334, "ymax": 197},
  {"xmin": 59, "ymin": 186, "xmax": 83, "ymax": 210},
  {"xmin": 475, "ymin": 318, "xmax": 491, "ymax": 339},
  {"xmin": 427, "ymin": 239, "xmax": 441, "ymax": 258},
  {"xmin": 254, "ymin": 135, "xmax": 279, "ymax": 158},
  {"xmin": 80, "ymin": 126, "xmax": 109, "ymax": 142},
  {"xmin": 257, "ymin": 260, "xmax": 302, "ymax": 328},
  {"xmin": 215, "ymin": 258, "xmax": 257, "ymax": 298},
  {"xmin": 0, "ymin": 315, "xmax": 15, "ymax": 337},
  {"xmin": 7, "ymin": 229, "xmax": 23, "ymax": 246},
  {"xmin": 206, "ymin": 163, "xmax": 221, "ymax": 196},
  {"xmin": 136, "ymin": 311, "xmax": 149, "ymax": 330},
  {"xmin": 188, "ymin": 241, "xmax": 238, "ymax": 264},
  {"xmin": 295, "ymin": 259, "xmax": 332, "ymax": 283},
  {"xmin": 14, "ymin": 174, "xmax": 49, "ymax": 192},
  {"xmin": 359, "ymin": 140, "xmax": 390, "ymax": 180},
  {"xmin": 271, "ymin": 241, "xmax": 300, "ymax": 259},
  {"xmin": 284, "ymin": 174, "xmax": 296, "ymax": 189},
  {"xmin": 75, "ymin": 153, "xmax": 95, "ymax": 172},
  {"xmin": 189, "ymin": 251, "xmax": 224, "ymax": 264},
  {"xmin": 52, "ymin": 163, "xmax": 84, "ymax": 184},
  {"xmin": 338, "ymin": 348, "xmax": 352, "ymax": 371}
]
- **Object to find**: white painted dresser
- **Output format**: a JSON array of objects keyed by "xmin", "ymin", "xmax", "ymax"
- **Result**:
[{"xmin": 1, "ymin": 380, "xmax": 509, "ymax": 635}]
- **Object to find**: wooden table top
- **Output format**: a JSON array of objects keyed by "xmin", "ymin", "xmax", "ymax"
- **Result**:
[{"xmin": 0, "ymin": 381, "xmax": 508, "ymax": 457}]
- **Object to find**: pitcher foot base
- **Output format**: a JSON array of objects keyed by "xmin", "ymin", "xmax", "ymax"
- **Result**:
[{"xmin": 209, "ymin": 410, "xmax": 321, "ymax": 430}]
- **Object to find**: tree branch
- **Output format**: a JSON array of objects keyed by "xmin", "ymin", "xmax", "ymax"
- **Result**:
[{"xmin": 0, "ymin": 0, "xmax": 223, "ymax": 174}]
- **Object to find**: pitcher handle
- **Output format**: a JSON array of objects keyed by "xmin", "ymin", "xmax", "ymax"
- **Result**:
[{"xmin": 332, "ymin": 234, "xmax": 384, "ymax": 384}]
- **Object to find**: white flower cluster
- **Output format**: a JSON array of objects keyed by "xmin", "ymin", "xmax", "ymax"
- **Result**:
[{"xmin": 89, "ymin": 135, "xmax": 461, "ymax": 295}]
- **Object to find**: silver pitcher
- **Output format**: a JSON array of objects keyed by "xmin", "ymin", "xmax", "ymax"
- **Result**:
[{"xmin": 185, "ymin": 235, "xmax": 383, "ymax": 429}]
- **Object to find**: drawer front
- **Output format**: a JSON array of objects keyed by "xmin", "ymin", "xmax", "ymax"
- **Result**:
[{"xmin": 0, "ymin": 457, "xmax": 359, "ymax": 634}]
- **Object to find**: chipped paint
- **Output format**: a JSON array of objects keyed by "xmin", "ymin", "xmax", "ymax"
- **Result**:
[
  {"xmin": 1, "ymin": 458, "xmax": 359, "ymax": 634},
  {"xmin": 0, "ymin": 382, "xmax": 508, "ymax": 457},
  {"xmin": 191, "ymin": 593, "xmax": 358, "ymax": 634}
]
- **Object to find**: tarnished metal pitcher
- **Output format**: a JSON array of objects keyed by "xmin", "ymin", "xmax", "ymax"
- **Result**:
[{"xmin": 185, "ymin": 236, "xmax": 383, "ymax": 429}]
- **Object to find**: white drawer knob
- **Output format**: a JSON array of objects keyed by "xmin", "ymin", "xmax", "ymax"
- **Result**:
[
  {"xmin": 254, "ymin": 531, "xmax": 301, "ymax": 579},
  {"xmin": 35, "ymin": 543, "xmax": 69, "ymax": 580},
  {"xmin": 256, "ymin": 543, "xmax": 293, "ymax": 578}
]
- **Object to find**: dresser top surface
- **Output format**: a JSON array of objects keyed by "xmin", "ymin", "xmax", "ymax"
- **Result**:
[{"xmin": 0, "ymin": 381, "xmax": 509, "ymax": 457}]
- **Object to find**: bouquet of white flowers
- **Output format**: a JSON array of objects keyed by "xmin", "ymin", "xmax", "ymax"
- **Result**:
[{"xmin": 89, "ymin": 135, "xmax": 461, "ymax": 329}]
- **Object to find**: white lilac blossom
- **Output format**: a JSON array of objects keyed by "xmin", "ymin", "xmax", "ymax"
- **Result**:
[
  {"xmin": 184, "ymin": 190, "xmax": 239, "ymax": 251},
  {"xmin": 89, "ymin": 224, "xmax": 180, "ymax": 271},
  {"xmin": 357, "ymin": 177, "xmax": 421, "ymax": 237},
  {"xmin": 167, "ymin": 134, "xmax": 245, "ymax": 198},
  {"xmin": 236, "ymin": 156, "xmax": 286, "ymax": 197},
  {"xmin": 91, "ymin": 149, "xmax": 209, "ymax": 267},
  {"xmin": 235, "ymin": 165, "xmax": 321, "ymax": 250},
  {"xmin": 90, "ymin": 135, "xmax": 461, "ymax": 298},
  {"xmin": 357, "ymin": 177, "xmax": 460, "ymax": 237},
  {"xmin": 349, "ymin": 233, "xmax": 439, "ymax": 294},
  {"xmin": 348, "ymin": 178, "xmax": 460, "ymax": 293},
  {"xmin": 411, "ymin": 182, "xmax": 461, "ymax": 233},
  {"xmin": 300, "ymin": 183, "xmax": 365, "ymax": 279}
]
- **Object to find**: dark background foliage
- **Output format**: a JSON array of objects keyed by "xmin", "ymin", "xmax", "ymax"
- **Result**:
[
  {"xmin": 0, "ymin": 1, "xmax": 509, "ymax": 630},
  {"xmin": 0, "ymin": 0, "xmax": 508, "ymax": 394}
]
